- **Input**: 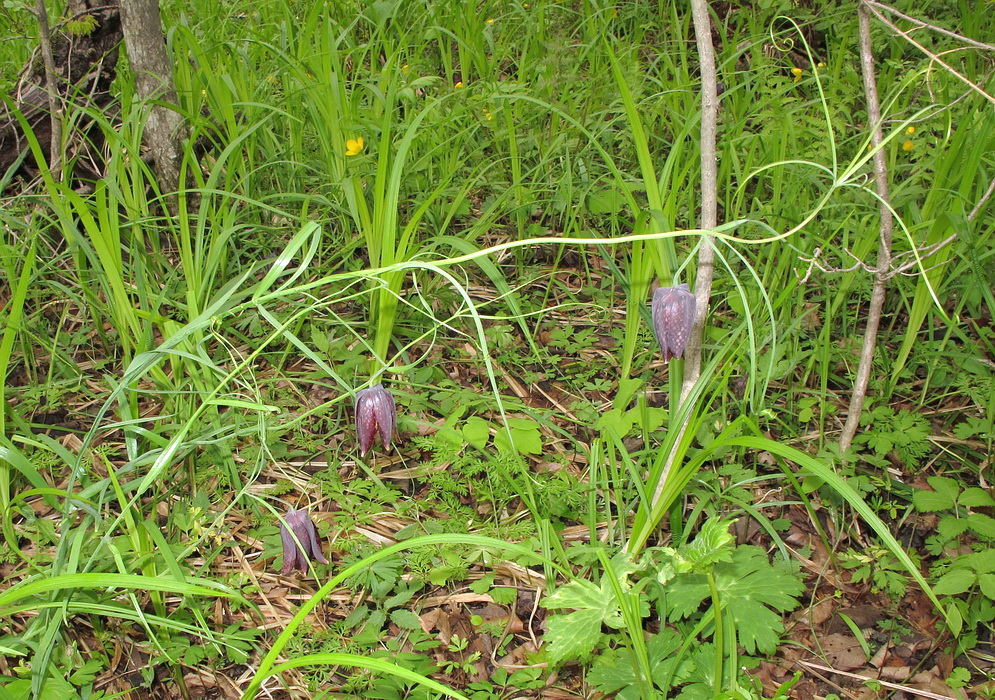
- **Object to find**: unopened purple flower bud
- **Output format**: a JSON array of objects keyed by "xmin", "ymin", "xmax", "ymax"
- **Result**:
[
  {"xmin": 355, "ymin": 384, "xmax": 397, "ymax": 456},
  {"xmin": 651, "ymin": 284, "xmax": 696, "ymax": 362},
  {"xmin": 279, "ymin": 509, "xmax": 328, "ymax": 575}
]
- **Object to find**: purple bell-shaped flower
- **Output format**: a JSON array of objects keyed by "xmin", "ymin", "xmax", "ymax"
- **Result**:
[
  {"xmin": 278, "ymin": 509, "xmax": 328, "ymax": 575},
  {"xmin": 651, "ymin": 284, "xmax": 696, "ymax": 362},
  {"xmin": 355, "ymin": 384, "xmax": 397, "ymax": 456}
]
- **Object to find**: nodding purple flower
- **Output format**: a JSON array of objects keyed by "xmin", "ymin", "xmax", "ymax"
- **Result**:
[
  {"xmin": 355, "ymin": 384, "xmax": 397, "ymax": 456},
  {"xmin": 279, "ymin": 509, "xmax": 328, "ymax": 575},
  {"xmin": 651, "ymin": 284, "xmax": 696, "ymax": 362}
]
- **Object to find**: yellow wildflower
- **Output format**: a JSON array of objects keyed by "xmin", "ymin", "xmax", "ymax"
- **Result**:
[
  {"xmin": 905, "ymin": 126, "xmax": 915, "ymax": 135},
  {"xmin": 486, "ymin": 18, "xmax": 495, "ymax": 23},
  {"xmin": 402, "ymin": 64, "xmax": 410, "ymax": 75},
  {"xmin": 791, "ymin": 67, "xmax": 803, "ymax": 82},
  {"xmin": 346, "ymin": 137, "xmax": 365, "ymax": 156},
  {"xmin": 455, "ymin": 81, "xmax": 464, "ymax": 88},
  {"xmin": 902, "ymin": 140, "xmax": 914, "ymax": 151}
]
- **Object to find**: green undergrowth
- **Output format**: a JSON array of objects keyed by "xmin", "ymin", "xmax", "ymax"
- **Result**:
[{"xmin": 0, "ymin": 0, "xmax": 994, "ymax": 698}]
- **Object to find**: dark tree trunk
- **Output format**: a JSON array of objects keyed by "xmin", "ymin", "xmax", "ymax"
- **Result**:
[
  {"xmin": 0, "ymin": 0, "xmax": 122, "ymax": 186},
  {"xmin": 119, "ymin": 0, "xmax": 185, "ymax": 197}
]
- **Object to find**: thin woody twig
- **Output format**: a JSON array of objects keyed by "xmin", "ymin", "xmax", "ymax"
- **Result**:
[
  {"xmin": 32, "ymin": 0, "xmax": 62, "ymax": 183},
  {"xmin": 840, "ymin": 3, "xmax": 895, "ymax": 454},
  {"xmin": 797, "ymin": 234, "xmax": 954, "ymax": 284},
  {"xmin": 864, "ymin": 0, "xmax": 995, "ymax": 52},
  {"xmin": 968, "ymin": 178, "xmax": 995, "ymax": 221},
  {"xmin": 885, "ymin": 235, "xmax": 957, "ymax": 277},
  {"xmin": 680, "ymin": 0, "xmax": 719, "ymax": 403},
  {"xmin": 865, "ymin": 2, "xmax": 995, "ymax": 106},
  {"xmin": 647, "ymin": 0, "xmax": 719, "ymax": 512}
]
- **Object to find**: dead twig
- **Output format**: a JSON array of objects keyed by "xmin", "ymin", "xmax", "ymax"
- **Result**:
[
  {"xmin": 648, "ymin": 0, "xmax": 719, "ymax": 512},
  {"xmin": 796, "ymin": 235, "xmax": 956, "ymax": 284},
  {"xmin": 31, "ymin": 0, "xmax": 62, "ymax": 182},
  {"xmin": 864, "ymin": 1, "xmax": 995, "ymax": 106},
  {"xmin": 863, "ymin": 0, "xmax": 995, "ymax": 52},
  {"xmin": 839, "ymin": 3, "xmax": 895, "ymax": 454}
]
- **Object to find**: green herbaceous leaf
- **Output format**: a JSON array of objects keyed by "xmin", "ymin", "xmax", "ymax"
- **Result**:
[
  {"xmin": 68, "ymin": 658, "xmax": 104, "ymax": 685},
  {"xmin": 494, "ymin": 417, "xmax": 543, "ymax": 455},
  {"xmin": 933, "ymin": 568, "xmax": 976, "ymax": 596},
  {"xmin": 915, "ymin": 476, "xmax": 961, "ymax": 511},
  {"xmin": 914, "ymin": 489, "xmax": 955, "ymax": 513},
  {"xmin": 672, "ymin": 643, "xmax": 719, "ymax": 700},
  {"xmin": 933, "ymin": 550, "xmax": 995, "ymax": 596},
  {"xmin": 953, "ymin": 417, "xmax": 990, "ymax": 440},
  {"xmin": 543, "ymin": 577, "xmax": 617, "ymax": 617},
  {"xmin": 678, "ymin": 519, "xmax": 735, "ymax": 572},
  {"xmin": 927, "ymin": 476, "xmax": 961, "ymax": 498},
  {"xmin": 666, "ymin": 546, "xmax": 804, "ymax": 654},
  {"xmin": 470, "ymin": 574, "xmax": 494, "ymax": 595},
  {"xmin": 596, "ymin": 408, "xmax": 634, "ymax": 436},
  {"xmin": 542, "ymin": 574, "xmax": 632, "ymax": 665},
  {"xmin": 973, "ymin": 550, "xmax": 995, "ymax": 572},
  {"xmin": 959, "ymin": 488, "xmax": 995, "ymax": 508},
  {"xmin": 588, "ymin": 628, "xmax": 690, "ymax": 699},
  {"xmin": 542, "ymin": 606, "xmax": 605, "ymax": 665},
  {"xmin": 462, "ymin": 417, "xmax": 490, "ymax": 450},
  {"xmin": 938, "ymin": 517, "xmax": 971, "ymax": 541},
  {"xmin": 3, "ymin": 676, "xmax": 77, "ymax": 700},
  {"xmin": 948, "ymin": 666, "xmax": 972, "ymax": 689},
  {"xmin": 390, "ymin": 608, "xmax": 422, "ymax": 630},
  {"xmin": 980, "ymin": 574, "xmax": 995, "ymax": 599},
  {"xmin": 429, "ymin": 565, "xmax": 463, "ymax": 586},
  {"xmin": 491, "ymin": 586, "xmax": 518, "ymax": 605},
  {"xmin": 866, "ymin": 432, "xmax": 894, "ymax": 455},
  {"xmin": 967, "ymin": 513, "xmax": 995, "ymax": 540}
]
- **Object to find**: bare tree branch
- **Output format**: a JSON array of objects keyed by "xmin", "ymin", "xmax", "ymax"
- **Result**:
[
  {"xmin": 968, "ymin": 177, "xmax": 995, "ymax": 221},
  {"xmin": 32, "ymin": 0, "xmax": 62, "ymax": 182},
  {"xmin": 864, "ymin": 0, "xmax": 995, "ymax": 51},
  {"xmin": 799, "ymin": 235, "xmax": 955, "ymax": 282},
  {"xmin": 840, "ymin": 3, "xmax": 896, "ymax": 454},
  {"xmin": 648, "ymin": 0, "xmax": 719, "ymax": 511},
  {"xmin": 681, "ymin": 0, "xmax": 719, "ymax": 403},
  {"xmin": 865, "ymin": 1, "xmax": 995, "ymax": 106}
]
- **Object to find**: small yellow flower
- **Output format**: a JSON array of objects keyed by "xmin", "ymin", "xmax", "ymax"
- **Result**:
[
  {"xmin": 902, "ymin": 140, "xmax": 914, "ymax": 151},
  {"xmin": 345, "ymin": 137, "xmax": 365, "ymax": 156},
  {"xmin": 402, "ymin": 63, "xmax": 410, "ymax": 75},
  {"xmin": 905, "ymin": 125, "xmax": 915, "ymax": 135},
  {"xmin": 486, "ymin": 17, "xmax": 495, "ymax": 23},
  {"xmin": 791, "ymin": 67, "xmax": 804, "ymax": 82},
  {"xmin": 455, "ymin": 81, "xmax": 464, "ymax": 88}
]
